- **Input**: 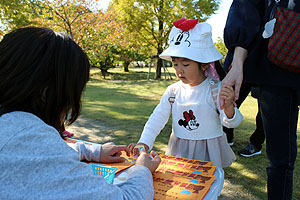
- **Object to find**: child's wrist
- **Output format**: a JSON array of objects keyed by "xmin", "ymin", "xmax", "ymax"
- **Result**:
[
  {"xmin": 224, "ymin": 104, "xmax": 235, "ymax": 118},
  {"xmin": 137, "ymin": 143, "xmax": 149, "ymax": 152},
  {"xmin": 136, "ymin": 144, "xmax": 146, "ymax": 151}
]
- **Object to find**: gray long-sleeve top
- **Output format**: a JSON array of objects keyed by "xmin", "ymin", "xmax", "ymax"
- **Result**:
[{"xmin": 0, "ymin": 111, "xmax": 153, "ymax": 200}]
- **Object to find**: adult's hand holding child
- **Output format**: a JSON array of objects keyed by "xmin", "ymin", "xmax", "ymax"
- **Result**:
[{"xmin": 220, "ymin": 46, "xmax": 248, "ymax": 109}]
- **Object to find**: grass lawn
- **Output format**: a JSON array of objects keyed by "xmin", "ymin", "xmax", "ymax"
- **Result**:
[{"xmin": 78, "ymin": 67, "xmax": 300, "ymax": 199}]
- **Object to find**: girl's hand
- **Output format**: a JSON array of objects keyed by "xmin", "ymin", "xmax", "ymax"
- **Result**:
[
  {"xmin": 100, "ymin": 142, "xmax": 130, "ymax": 163},
  {"xmin": 128, "ymin": 143, "xmax": 149, "ymax": 157},
  {"xmin": 219, "ymin": 85, "xmax": 235, "ymax": 118},
  {"xmin": 219, "ymin": 85, "xmax": 235, "ymax": 108}
]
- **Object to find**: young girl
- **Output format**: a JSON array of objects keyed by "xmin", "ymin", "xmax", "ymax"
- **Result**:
[{"xmin": 129, "ymin": 19, "xmax": 243, "ymax": 168}]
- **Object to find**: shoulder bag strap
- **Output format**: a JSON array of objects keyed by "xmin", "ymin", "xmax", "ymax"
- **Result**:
[
  {"xmin": 168, "ymin": 87, "xmax": 176, "ymax": 110},
  {"xmin": 210, "ymin": 81, "xmax": 220, "ymax": 115}
]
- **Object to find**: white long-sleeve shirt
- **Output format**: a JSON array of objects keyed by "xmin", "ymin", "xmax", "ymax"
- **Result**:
[
  {"xmin": 138, "ymin": 78, "xmax": 243, "ymax": 150},
  {"xmin": 0, "ymin": 111, "xmax": 153, "ymax": 200},
  {"xmin": 67, "ymin": 141, "xmax": 103, "ymax": 162}
]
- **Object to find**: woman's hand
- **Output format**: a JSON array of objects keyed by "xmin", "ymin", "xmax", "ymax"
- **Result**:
[
  {"xmin": 220, "ymin": 46, "xmax": 248, "ymax": 109},
  {"xmin": 221, "ymin": 64, "xmax": 243, "ymax": 102},
  {"xmin": 100, "ymin": 142, "xmax": 130, "ymax": 163},
  {"xmin": 135, "ymin": 148, "xmax": 161, "ymax": 174}
]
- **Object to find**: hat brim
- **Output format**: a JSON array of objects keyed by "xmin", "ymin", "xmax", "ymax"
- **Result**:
[{"xmin": 160, "ymin": 45, "xmax": 223, "ymax": 63}]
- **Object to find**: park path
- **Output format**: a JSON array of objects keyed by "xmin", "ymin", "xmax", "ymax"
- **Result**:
[
  {"xmin": 65, "ymin": 116, "xmax": 117, "ymax": 144},
  {"xmin": 66, "ymin": 116, "xmax": 254, "ymax": 200}
]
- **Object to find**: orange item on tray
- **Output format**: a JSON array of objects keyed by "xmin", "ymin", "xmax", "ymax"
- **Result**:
[
  {"xmin": 153, "ymin": 154, "xmax": 217, "ymax": 200},
  {"xmin": 160, "ymin": 154, "xmax": 214, "ymax": 166},
  {"xmin": 153, "ymin": 177, "xmax": 211, "ymax": 200},
  {"xmin": 97, "ymin": 162, "xmax": 134, "ymax": 175},
  {"xmin": 104, "ymin": 151, "xmax": 137, "ymax": 174},
  {"xmin": 154, "ymin": 171, "xmax": 215, "ymax": 186},
  {"xmin": 158, "ymin": 159, "xmax": 216, "ymax": 176}
]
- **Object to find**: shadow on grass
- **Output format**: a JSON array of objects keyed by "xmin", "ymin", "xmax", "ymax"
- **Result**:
[{"xmin": 79, "ymin": 83, "xmax": 171, "ymax": 146}]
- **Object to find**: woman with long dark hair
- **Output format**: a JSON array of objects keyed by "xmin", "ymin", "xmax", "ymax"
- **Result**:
[{"xmin": 0, "ymin": 27, "xmax": 160, "ymax": 199}]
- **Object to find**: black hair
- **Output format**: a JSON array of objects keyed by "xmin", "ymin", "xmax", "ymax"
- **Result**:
[
  {"xmin": 170, "ymin": 57, "xmax": 226, "ymax": 80},
  {"xmin": 0, "ymin": 27, "xmax": 90, "ymax": 135},
  {"xmin": 214, "ymin": 60, "xmax": 226, "ymax": 81}
]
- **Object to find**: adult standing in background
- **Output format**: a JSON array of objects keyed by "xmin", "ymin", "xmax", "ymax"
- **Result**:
[{"xmin": 221, "ymin": 0, "xmax": 300, "ymax": 199}]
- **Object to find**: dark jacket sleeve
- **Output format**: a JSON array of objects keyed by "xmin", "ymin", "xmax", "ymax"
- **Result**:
[{"xmin": 224, "ymin": 0, "xmax": 265, "ymax": 53}]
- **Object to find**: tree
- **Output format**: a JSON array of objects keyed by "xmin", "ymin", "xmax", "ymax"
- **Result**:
[
  {"xmin": 30, "ymin": 0, "xmax": 99, "ymax": 45},
  {"xmin": 214, "ymin": 37, "xmax": 227, "ymax": 65},
  {"xmin": 81, "ymin": 10, "xmax": 131, "ymax": 76},
  {"xmin": 117, "ymin": 44, "xmax": 147, "ymax": 72},
  {"xmin": 81, "ymin": 8, "xmax": 147, "ymax": 75},
  {"xmin": 0, "ymin": 0, "xmax": 99, "ymax": 42},
  {"xmin": 0, "ymin": 0, "xmax": 41, "ymax": 33},
  {"xmin": 113, "ymin": 16, "xmax": 148, "ymax": 72},
  {"xmin": 26, "ymin": 0, "xmax": 121, "ymax": 76},
  {"xmin": 112, "ymin": 0, "xmax": 220, "ymax": 79},
  {"xmin": 0, "ymin": 0, "xmax": 146, "ymax": 77}
]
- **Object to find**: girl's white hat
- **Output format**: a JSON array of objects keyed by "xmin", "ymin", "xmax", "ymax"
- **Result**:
[{"xmin": 160, "ymin": 21, "xmax": 223, "ymax": 63}]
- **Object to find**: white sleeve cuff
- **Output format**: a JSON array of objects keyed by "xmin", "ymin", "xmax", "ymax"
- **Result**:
[
  {"xmin": 220, "ymin": 107, "xmax": 243, "ymax": 128},
  {"xmin": 67, "ymin": 142, "xmax": 102, "ymax": 162}
]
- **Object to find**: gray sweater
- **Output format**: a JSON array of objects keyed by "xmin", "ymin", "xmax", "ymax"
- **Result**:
[{"xmin": 0, "ymin": 111, "xmax": 153, "ymax": 200}]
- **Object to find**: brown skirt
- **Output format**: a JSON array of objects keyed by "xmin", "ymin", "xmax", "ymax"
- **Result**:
[{"xmin": 165, "ymin": 133, "xmax": 236, "ymax": 168}]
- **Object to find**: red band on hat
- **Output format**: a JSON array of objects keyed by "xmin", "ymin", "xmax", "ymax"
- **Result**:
[{"xmin": 173, "ymin": 18, "xmax": 199, "ymax": 31}]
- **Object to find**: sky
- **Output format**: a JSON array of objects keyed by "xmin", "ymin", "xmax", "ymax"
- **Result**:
[
  {"xmin": 97, "ymin": 0, "xmax": 233, "ymax": 42},
  {"xmin": 207, "ymin": 0, "xmax": 233, "ymax": 41}
]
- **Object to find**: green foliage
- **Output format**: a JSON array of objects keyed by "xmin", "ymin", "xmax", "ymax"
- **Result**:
[
  {"xmin": 0, "ymin": 0, "xmax": 145, "ymax": 76},
  {"xmin": 25, "ymin": 0, "xmax": 120, "ymax": 74},
  {"xmin": 214, "ymin": 37, "xmax": 228, "ymax": 64},
  {"xmin": 0, "ymin": 0, "xmax": 41, "ymax": 32},
  {"xmin": 30, "ymin": 0, "xmax": 97, "ymax": 42},
  {"xmin": 0, "ymin": 0, "xmax": 222, "ymax": 78},
  {"xmin": 80, "ymin": 9, "xmax": 146, "ymax": 75}
]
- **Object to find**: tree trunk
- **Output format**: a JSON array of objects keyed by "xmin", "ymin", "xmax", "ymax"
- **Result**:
[
  {"xmin": 123, "ymin": 61, "xmax": 130, "ymax": 72},
  {"xmin": 100, "ymin": 68, "xmax": 108, "ymax": 79},
  {"xmin": 155, "ymin": 6, "xmax": 164, "ymax": 80},
  {"xmin": 155, "ymin": 56, "xmax": 162, "ymax": 80}
]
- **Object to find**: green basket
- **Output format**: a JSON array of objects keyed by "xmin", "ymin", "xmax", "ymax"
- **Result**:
[{"xmin": 89, "ymin": 164, "xmax": 117, "ymax": 184}]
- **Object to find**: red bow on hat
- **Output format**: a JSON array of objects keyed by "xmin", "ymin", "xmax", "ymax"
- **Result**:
[{"xmin": 173, "ymin": 18, "xmax": 199, "ymax": 31}]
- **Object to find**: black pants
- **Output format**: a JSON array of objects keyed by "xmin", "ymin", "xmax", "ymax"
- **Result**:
[
  {"xmin": 260, "ymin": 85, "xmax": 298, "ymax": 200},
  {"xmin": 223, "ymin": 82, "xmax": 265, "ymax": 150}
]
